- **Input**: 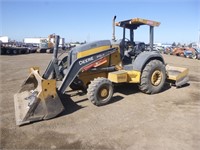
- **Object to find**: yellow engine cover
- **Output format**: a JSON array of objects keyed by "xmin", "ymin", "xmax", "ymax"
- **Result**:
[
  {"xmin": 108, "ymin": 70, "xmax": 141, "ymax": 83},
  {"xmin": 108, "ymin": 70, "xmax": 128, "ymax": 83}
]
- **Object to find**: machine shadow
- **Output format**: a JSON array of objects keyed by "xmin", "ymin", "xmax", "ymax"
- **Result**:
[
  {"xmin": 107, "ymin": 95, "xmax": 124, "ymax": 105},
  {"xmin": 57, "ymin": 92, "xmax": 85, "ymax": 117},
  {"xmin": 114, "ymin": 82, "xmax": 172, "ymax": 95},
  {"xmin": 177, "ymin": 83, "xmax": 190, "ymax": 88},
  {"xmin": 114, "ymin": 83, "xmax": 140, "ymax": 95},
  {"xmin": 160, "ymin": 83, "xmax": 172, "ymax": 93},
  {"xmin": 56, "ymin": 83, "xmax": 173, "ymax": 118}
]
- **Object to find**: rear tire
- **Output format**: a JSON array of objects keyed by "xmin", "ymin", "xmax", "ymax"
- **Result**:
[
  {"xmin": 87, "ymin": 77, "xmax": 113, "ymax": 106},
  {"xmin": 139, "ymin": 60, "xmax": 166, "ymax": 94}
]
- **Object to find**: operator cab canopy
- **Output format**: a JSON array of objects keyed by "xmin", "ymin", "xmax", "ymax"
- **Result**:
[
  {"xmin": 114, "ymin": 18, "xmax": 160, "ymax": 53},
  {"xmin": 115, "ymin": 18, "xmax": 160, "ymax": 29}
]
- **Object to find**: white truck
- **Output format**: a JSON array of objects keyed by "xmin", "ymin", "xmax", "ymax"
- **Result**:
[{"xmin": 23, "ymin": 38, "xmax": 42, "ymax": 45}]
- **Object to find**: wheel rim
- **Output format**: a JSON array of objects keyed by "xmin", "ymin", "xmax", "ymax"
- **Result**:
[
  {"xmin": 98, "ymin": 86, "xmax": 109, "ymax": 101},
  {"xmin": 100, "ymin": 88, "xmax": 108, "ymax": 97},
  {"xmin": 151, "ymin": 70, "xmax": 162, "ymax": 86},
  {"xmin": 192, "ymin": 54, "xmax": 197, "ymax": 59}
]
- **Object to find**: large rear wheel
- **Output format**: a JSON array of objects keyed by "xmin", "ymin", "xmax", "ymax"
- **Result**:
[
  {"xmin": 87, "ymin": 77, "xmax": 113, "ymax": 106},
  {"xmin": 139, "ymin": 60, "xmax": 166, "ymax": 94}
]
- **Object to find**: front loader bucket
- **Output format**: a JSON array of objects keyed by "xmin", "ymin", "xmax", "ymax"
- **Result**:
[
  {"xmin": 14, "ymin": 67, "xmax": 64, "ymax": 126},
  {"xmin": 166, "ymin": 65, "xmax": 189, "ymax": 87}
]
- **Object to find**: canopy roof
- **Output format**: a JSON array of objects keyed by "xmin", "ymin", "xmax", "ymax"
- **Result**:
[{"xmin": 115, "ymin": 18, "xmax": 160, "ymax": 29}]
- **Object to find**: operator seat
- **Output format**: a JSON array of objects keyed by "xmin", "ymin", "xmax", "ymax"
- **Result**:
[
  {"xmin": 122, "ymin": 41, "xmax": 135, "ymax": 65},
  {"xmin": 134, "ymin": 42, "xmax": 145, "ymax": 56}
]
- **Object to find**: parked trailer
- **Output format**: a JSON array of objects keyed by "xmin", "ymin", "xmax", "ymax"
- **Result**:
[
  {"xmin": 1, "ymin": 44, "xmax": 29, "ymax": 55},
  {"xmin": 0, "ymin": 37, "xmax": 29, "ymax": 55}
]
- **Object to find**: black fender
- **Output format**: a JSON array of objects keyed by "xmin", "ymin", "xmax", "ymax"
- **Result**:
[{"xmin": 132, "ymin": 51, "xmax": 165, "ymax": 72}]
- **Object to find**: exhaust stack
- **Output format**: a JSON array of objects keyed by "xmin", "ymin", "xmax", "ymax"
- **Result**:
[{"xmin": 112, "ymin": 16, "xmax": 117, "ymax": 41}]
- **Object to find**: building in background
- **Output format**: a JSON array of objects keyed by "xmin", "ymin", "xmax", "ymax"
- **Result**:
[
  {"xmin": 24, "ymin": 37, "xmax": 65, "ymax": 48},
  {"xmin": 0, "ymin": 36, "xmax": 9, "ymax": 43}
]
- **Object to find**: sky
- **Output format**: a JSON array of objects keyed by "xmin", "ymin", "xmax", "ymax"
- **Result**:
[{"xmin": 0, "ymin": 0, "xmax": 199, "ymax": 44}]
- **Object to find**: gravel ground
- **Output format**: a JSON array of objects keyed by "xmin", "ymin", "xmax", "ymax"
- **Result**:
[{"xmin": 0, "ymin": 53, "xmax": 200, "ymax": 150}]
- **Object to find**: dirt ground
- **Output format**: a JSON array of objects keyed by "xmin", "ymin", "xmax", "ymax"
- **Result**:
[{"xmin": 0, "ymin": 53, "xmax": 200, "ymax": 150}]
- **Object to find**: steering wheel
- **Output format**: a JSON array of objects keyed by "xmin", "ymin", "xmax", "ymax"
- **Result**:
[{"xmin": 124, "ymin": 38, "xmax": 131, "ymax": 50}]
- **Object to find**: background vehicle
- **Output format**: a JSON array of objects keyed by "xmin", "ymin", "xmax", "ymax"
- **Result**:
[
  {"xmin": 163, "ymin": 46, "xmax": 173, "ymax": 55},
  {"xmin": 14, "ymin": 16, "xmax": 189, "ymax": 126},
  {"xmin": 184, "ymin": 47, "xmax": 197, "ymax": 59},
  {"xmin": 153, "ymin": 45, "xmax": 164, "ymax": 53},
  {"xmin": 0, "ymin": 41, "xmax": 29, "ymax": 55},
  {"xmin": 195, "ymin": 48, "xmax": 200, "ymax": 59},
  {"xmin": 36, "ymin": 34, "xmax": 55, "ymax": 53},
  {"xmin": 24, "ymin": 43, "xmax": 38, "ymax": 53}
]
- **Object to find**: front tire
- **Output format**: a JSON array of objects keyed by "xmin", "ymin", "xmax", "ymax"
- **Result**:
[
  {"xmin": 139, "ymin": 60, "xmax": 166, "ymax": 94},
  {"xmin": 87, "ymin": 77, "xmax": 113, "ymax": 106}
]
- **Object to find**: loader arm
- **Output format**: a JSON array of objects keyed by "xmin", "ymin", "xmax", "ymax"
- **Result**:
[
  {"xmin": 58, "ymin": 47, "xmax": 117, "ymax": 93},
  {"xmin": 42, "ymin": 35, "xmax": 62, "ymax": 80}
]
